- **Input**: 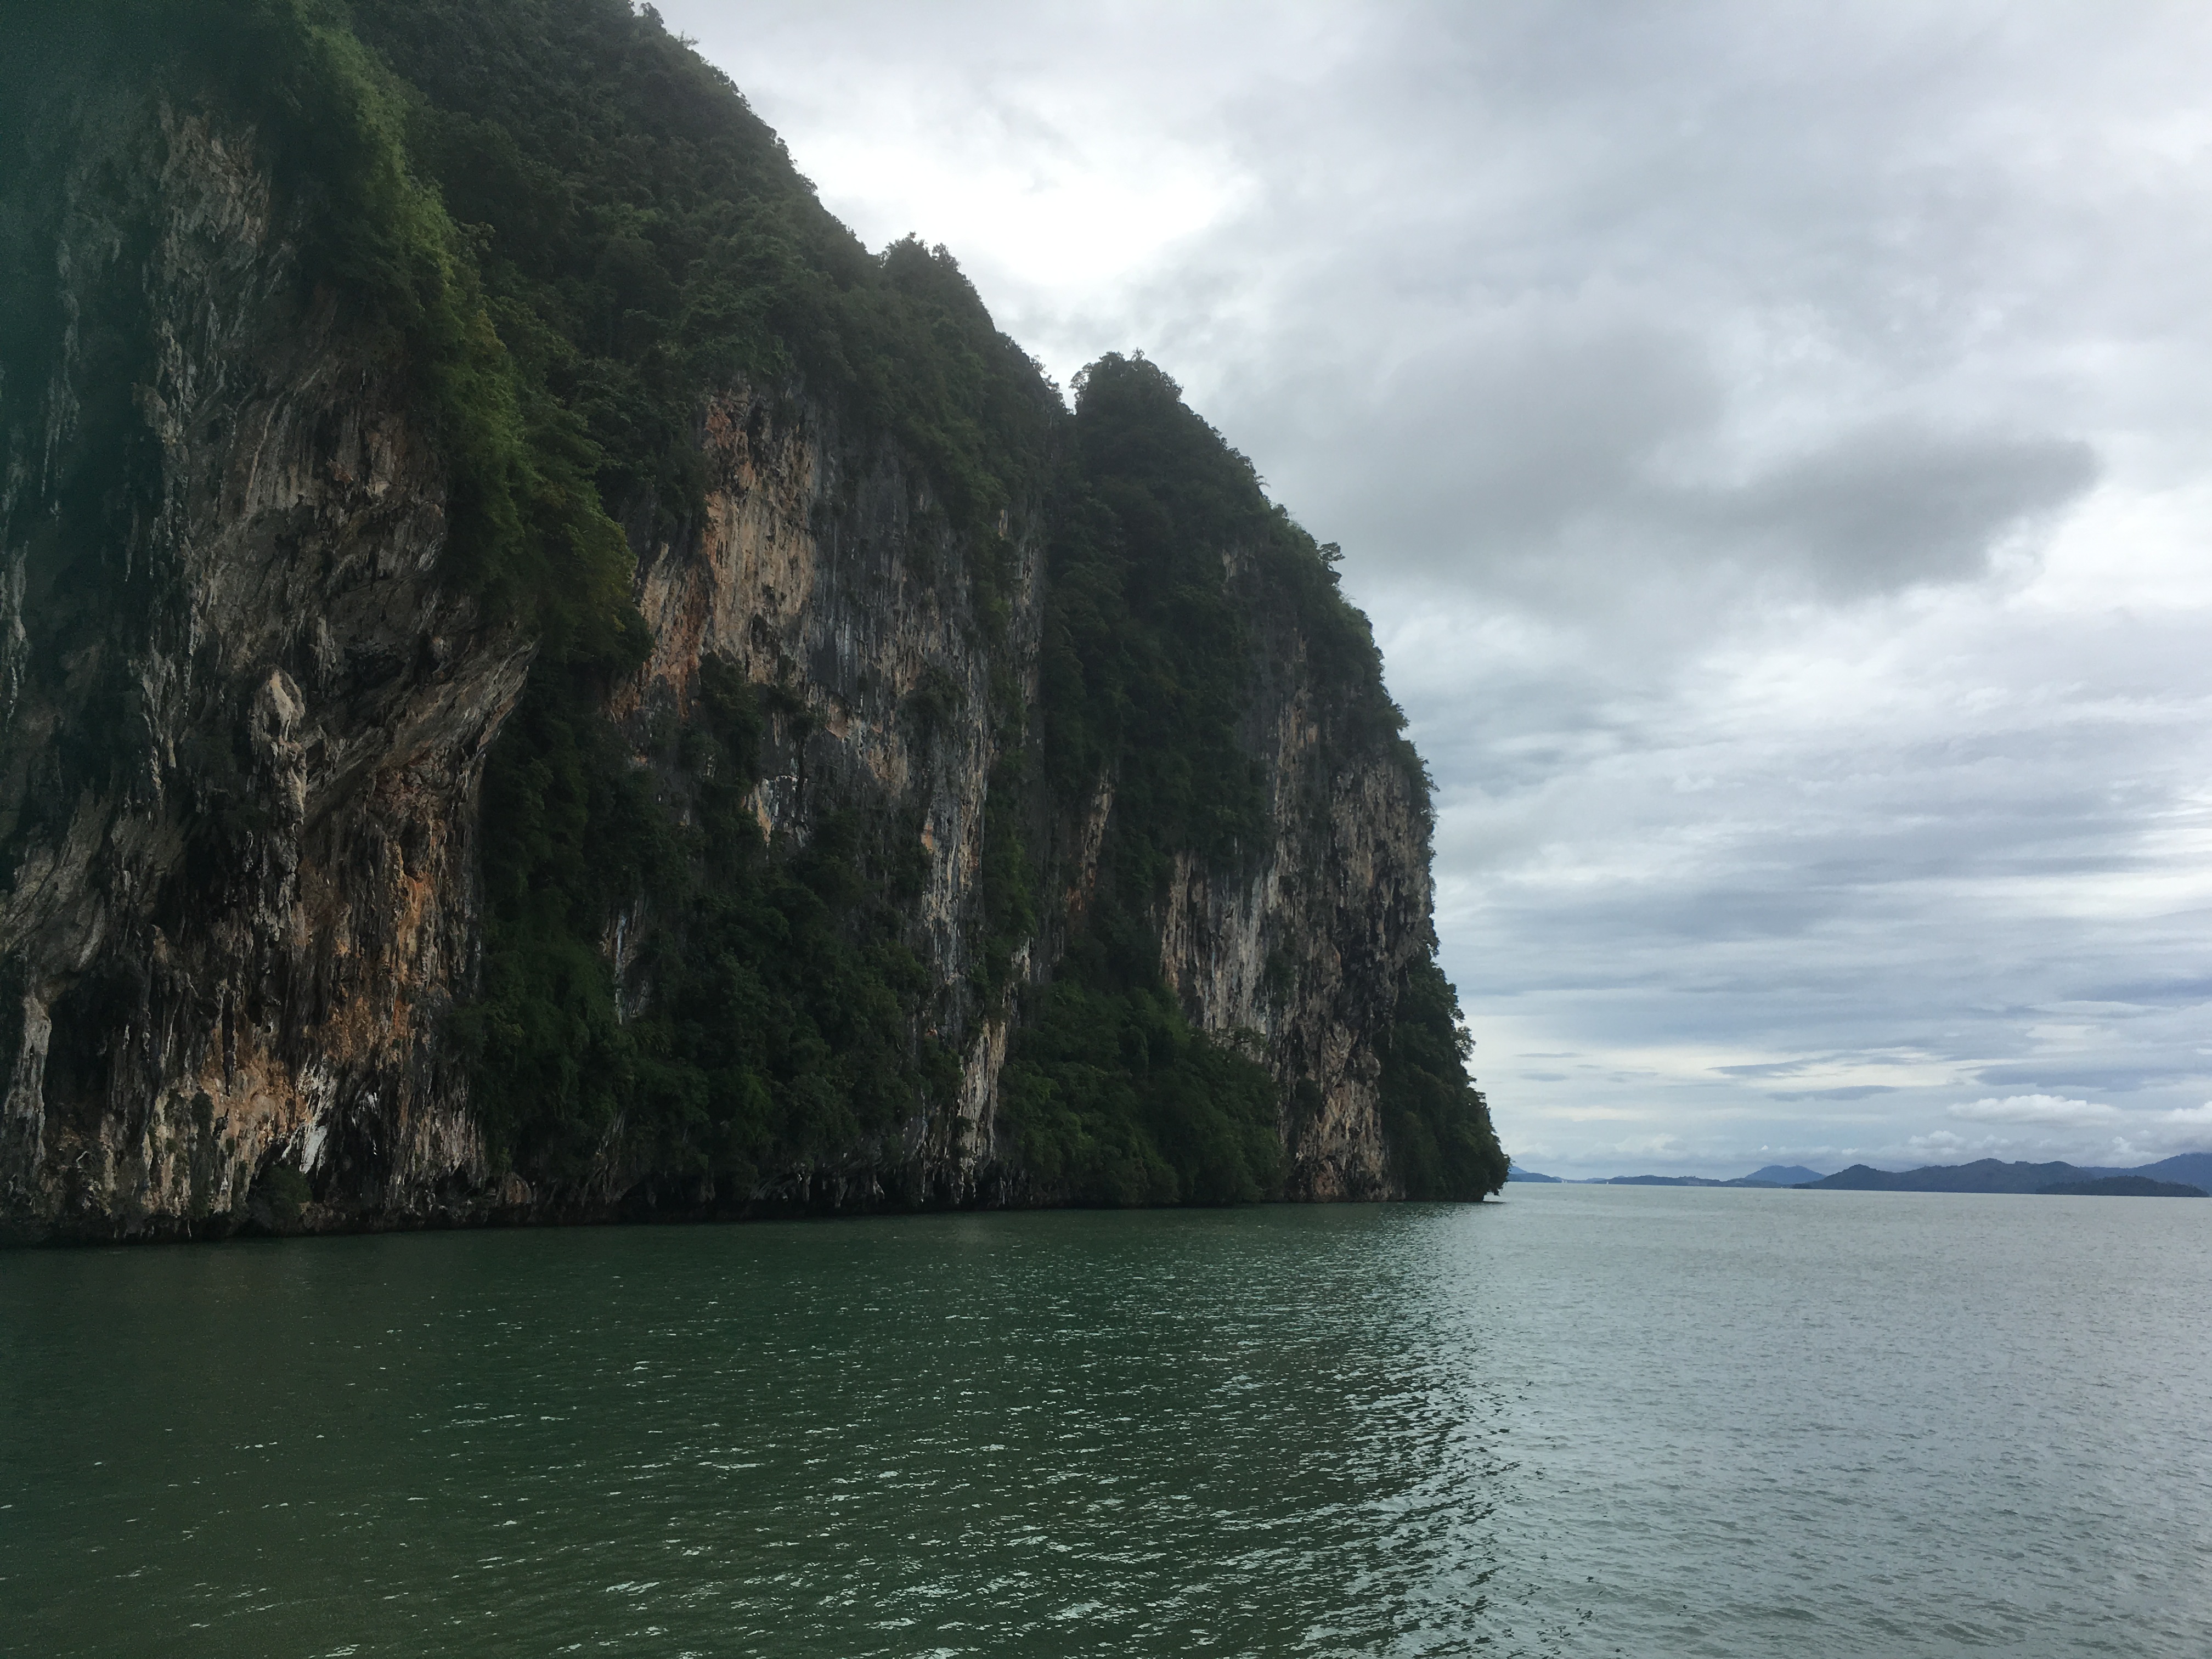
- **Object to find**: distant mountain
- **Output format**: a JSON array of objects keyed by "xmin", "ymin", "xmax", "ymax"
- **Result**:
[
  {"xmin": 1800, "ymin": 1154, "xmax": 2212, "ymax": 1195},
  {"xmin": 2106, "ymin": 1152, "xmax": 2212, "ymax": 1190},
  {"xmin": 2037, "ymin": 1176, "xmax": 2208, "ymax": 1198},
  {"xmin": 1516, "ymin": 1153, "xmax": 2212, "ymax": 1194},
  {"xmin": 1596, "ymin": 1164, "xmax": 1825, "ymax": 1188},
  {"xmin": 1803, "ymin": 1159, "xmax": 2086, "ymax": 1193},
  {"xmin": 1743, "ymin": 1164, "xmax": 1825, "ymax": 1187}
]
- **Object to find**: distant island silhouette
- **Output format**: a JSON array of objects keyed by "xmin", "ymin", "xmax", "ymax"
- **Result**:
[
  {"xmin": 1506, "ymin": 1161, "xmax": 1821, "ymax": 1187},
  {"xmin": 1508, "ymin": 1152, "xmax": 2212, "ymax": 1195},
  {"xmin": 1797, "ymin": 1152, "xmax": 2212, "ymax": 1194},
  {"xmin": 2034, "ymin": 1176, "xmax": 2207, "ymax": 1198}
]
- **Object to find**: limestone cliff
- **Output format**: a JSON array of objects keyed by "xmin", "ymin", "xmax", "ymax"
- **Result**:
[
  {"xmin": 2, "ymin": 95, "xmax": 524, "ymax": 1236},
  {"xmin": 610, "ymin": 380, "xmax": 1048, "ymax": 1197},
  {"xmin": 0, "ymin": 0, "xmax": 1505, "ymax": 1241},
  {"xmin": 1159, "ymin": 545, "xmax": 1439, "ymax": 1202}
]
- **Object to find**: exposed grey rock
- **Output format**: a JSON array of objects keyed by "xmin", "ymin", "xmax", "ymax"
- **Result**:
[{"xmin": 1, "ymin": 99, "xmax": 1438, "ymax": 1239}]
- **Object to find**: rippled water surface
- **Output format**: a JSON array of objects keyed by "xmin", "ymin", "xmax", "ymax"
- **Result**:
[{"xmin": 4, "ymin": 1187, "xmax": 2210, "ymax": 1655}]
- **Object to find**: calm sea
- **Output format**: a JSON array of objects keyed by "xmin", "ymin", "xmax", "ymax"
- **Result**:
[{"xmin": 3, "ymin": 1185, "xmax": 2208, "ymax": 1656}]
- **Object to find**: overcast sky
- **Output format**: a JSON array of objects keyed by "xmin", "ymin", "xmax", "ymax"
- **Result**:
[{"xmin": 655, "ymin": 0, "xmax": 2212, "ymax": 1178}]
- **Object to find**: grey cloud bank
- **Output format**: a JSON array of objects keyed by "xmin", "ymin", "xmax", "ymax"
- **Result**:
[{"xmin": 657, "ymin": 0, "xmax": 2212, "ymax": 1177}]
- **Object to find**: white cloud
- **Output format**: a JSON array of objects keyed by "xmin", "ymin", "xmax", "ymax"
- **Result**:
[
  {"xmin": 1949, "ymin": 1096, "xmax": 2120, "ymax": 1128},
  {"xmin": 1890, "ymin": 1099, "xmax": 2212, "ymax": 1168},
  {"xmin": 658, "ymin": 0, "xmax": 2212, "ymax": 1178}
]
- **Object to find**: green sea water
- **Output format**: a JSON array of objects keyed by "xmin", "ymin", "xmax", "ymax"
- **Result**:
[{"xmin": 3, "ymin": 1188, "xmax": 2209, "ymax": 1656}]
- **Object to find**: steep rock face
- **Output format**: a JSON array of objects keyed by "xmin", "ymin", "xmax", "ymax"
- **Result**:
[
  {"xmin": 1157, "ymin": 555, "xmax": 1435, "ymax": 1199},
  {"xmin": 565, "ymin": 380, "xmax": 1436, "ymax": 1211},
  {"xmin": 1, "ymin": 0, "xmax": 1504, "ymax": 1240},
  {"xmin": 1, "ymin": 101, "xmax": 525, "ymax": 1238},
  {"xmin": 599, "ymin": 381, "xmax": 1437, "ymax": 1205},
  {"xmin": 616, "ymin": 383, "xmax": 1044, "ymax": 1188}
]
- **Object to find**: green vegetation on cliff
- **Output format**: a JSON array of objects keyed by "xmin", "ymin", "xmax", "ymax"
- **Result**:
[
  {"xmin": 998, "ymin": 354, "xmax": 1505, "ymax": 1203},
  {"xmin": 321, "ymin": 0, "xmax": 1060, "ymax": 1189},
  {"xmin": 1379, "ymin": 958, "xmax": 1511, "ymax": 1199},
  {"xmin": 995, "ymin": 354, "xmax": 1281, "ymax": 1205},
  {"xmin": 458, "ymin": 657, "xmax": 963, "ymax": 1188},
  {"xmin": 3, "ymin": 0, "xmax": 1508, "ymax": 1207}
]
